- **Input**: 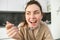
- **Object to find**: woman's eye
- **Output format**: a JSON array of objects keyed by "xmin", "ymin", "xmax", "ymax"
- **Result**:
[
  {"xmin": 34, "ymin": 12, "xmax": 40, "ymax": 14},
  {"xmin": 26, "ymin": 13, "xmax": 30, "ymax": 15}
]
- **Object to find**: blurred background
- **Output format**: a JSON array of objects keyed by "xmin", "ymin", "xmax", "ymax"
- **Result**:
[{"xmin": 0, "ymin": 0, "xmax": 60, "ymax": 40}]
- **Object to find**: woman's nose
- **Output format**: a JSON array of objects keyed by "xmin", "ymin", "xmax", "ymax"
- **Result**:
[{"xmin": 30, "ymin": 14, "xmax": 35, "ymax": 19}]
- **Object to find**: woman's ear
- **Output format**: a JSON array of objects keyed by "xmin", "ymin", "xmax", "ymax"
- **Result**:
[
  {"xmin": 25, "ymin": 13, "xmax": 26, "ymax": 19},
  {"xmin": 40, "ymin": 13, "xmax": 44, "ymax": 21},
  {"xmin": 41, "ymin": 12, "xmax": 44, "ymax": 20},
  {"xmin": 41, "ymin": 15, "xmax": 43, "ymax": 20}
]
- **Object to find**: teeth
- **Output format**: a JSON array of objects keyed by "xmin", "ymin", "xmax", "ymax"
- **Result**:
[
  {"xmin": 32, "ymin": 22, "xmax": 34, "ymax": 23},
  {"xmin": 30, "ymin": 21, "xmax": 36, "ymax": 23},
  {"xmin": 31, "ymin": 22, "xmax": 35, "ymax": 23}
]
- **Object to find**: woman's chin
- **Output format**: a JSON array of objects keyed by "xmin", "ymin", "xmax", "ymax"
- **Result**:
[
  {"xmin": 30, "ymin": 24, "xmax": 37, "ymax": 28},
  {"xmin": 28, "ymin": 23, "xmax": 38, "ymax": 28}
]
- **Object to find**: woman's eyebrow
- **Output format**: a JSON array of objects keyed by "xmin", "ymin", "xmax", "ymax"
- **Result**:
[
  {"xmin": 34, "ymin": 10, "xmax": 39, "ymax": 12},
  {"xmin": 26, "ymin": 11, "xmax": 31, "ymax": 13},
  {"xmin": 26, "ymin": 10, "xmax": 39, "ymax": 13}
]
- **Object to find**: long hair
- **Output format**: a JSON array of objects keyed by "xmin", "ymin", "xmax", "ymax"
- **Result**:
[
  {"xmin": 25, "ymin": 0, "xmax": 43, "ymax": 14},
  {"xmin": 23, "ymin": 0, "xmax": 44, "ymax": 27}
]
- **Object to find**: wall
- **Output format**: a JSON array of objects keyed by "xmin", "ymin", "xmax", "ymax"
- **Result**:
[
  {"xmin": 37, "ymin": 0, "xmax": 47, "ymax": 12},
  {"xmin": 0, "ymin": 0, "xmax": 7, "ymax": 11},
  {"xmin": 51, "ymin": 0, "xmax": 60, "ymax": 39},
  {"xmin": 0, "ymin": 0, "xmax": 28, "ymax": 11}
]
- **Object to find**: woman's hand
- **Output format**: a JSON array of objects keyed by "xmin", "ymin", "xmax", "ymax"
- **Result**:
[{"xmin": 5, "ymin": 21, "xmax": 20, "ymax": 39}]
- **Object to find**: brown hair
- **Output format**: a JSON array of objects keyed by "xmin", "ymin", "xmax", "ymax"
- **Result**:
[{"xmin": 25, "ymin": 0, "xmax": 43, "ymax": 14}]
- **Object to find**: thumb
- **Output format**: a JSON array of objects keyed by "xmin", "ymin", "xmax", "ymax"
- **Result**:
[
  {"xmin": 6, "ymin": 21, "xmax": 12, "ymax": 24},
  {"xmin": 6, "ymin": 21, "xmax": 14, "ymax": 30}
]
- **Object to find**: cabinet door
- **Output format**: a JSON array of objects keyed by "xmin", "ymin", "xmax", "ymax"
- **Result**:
[
  {"xmin": 7, "ymin": 0, "xmax": 28, "ymax": 11},
  {"xmin": 37, "ymin": 0, "xmax": 48, "ymax": 12},
  {"xmin": 0, "ymin": 0, "xmax": 7, "ymax": 11}
]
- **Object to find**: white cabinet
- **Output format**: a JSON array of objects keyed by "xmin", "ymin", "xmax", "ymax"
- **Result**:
[
  {"xmin": 0, "ymin": 0, "xmax": 7, "ymax": 11},
  {"xmin": 7, "ymin": 0, "xmax": 27, "ymax": 11},
  {"xmin": 8, "ymin": 0, "xmax": 19, "ymax": 11},
  {"xmin": 0, "ymin": 0, "xmax": 49, "ymax": 12},
  {"xmin": 0, "ymin": 0, "xmax": 28, "ymax": 11},
  {"xmin": 37, "ymin": 0, "xmax": 48, "ymax": 12}
]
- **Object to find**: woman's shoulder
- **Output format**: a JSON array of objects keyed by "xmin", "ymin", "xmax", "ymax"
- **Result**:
[
  {"xmin": 18, "ymin": 22, "xmax": 27, "ymax": 30},
  {"xmin": 40, "ymin": 21, "xmax": 52, "ymax": 36},
  {"xmin": 18, "ymin": 22, "xmax": 25, "ymax": 28},
  {"xmin": 40, "ymin": 21, "xmax": 50, "ymax": 31},
  {"xmin": 40, "ymin": 21, "xmax": 53, "ymax": 40},
  {"xmin": 17, "ymin": 22, "xmax": 25, "ymax": 30}
]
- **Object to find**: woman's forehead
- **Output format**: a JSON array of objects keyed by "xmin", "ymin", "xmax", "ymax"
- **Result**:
[{"xmin": 26, "ymin": 4, "xmax": 41, "ymax": 11}]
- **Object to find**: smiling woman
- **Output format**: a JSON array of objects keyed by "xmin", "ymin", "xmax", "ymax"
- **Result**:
[
  {"xmin": 25, "ymin": 4, "xmax": 43, "ymax": 28},
  {"xmin": 5, "ymin": 0, "xmax": 53, "ymax": 40}
]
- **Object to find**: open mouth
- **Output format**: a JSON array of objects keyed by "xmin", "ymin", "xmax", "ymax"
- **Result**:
[
  {"xmin": 30, "ymin": 21, "xmax": 37, "ymax": 23},
  {"xmin": 29, "ymin": 20, "xmax": 37, "ymax": 25}
]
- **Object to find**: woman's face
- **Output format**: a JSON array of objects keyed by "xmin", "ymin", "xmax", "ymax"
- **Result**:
[{"xmin": 25, "ymin": 4, "xmax": 43, "ymax": 28}]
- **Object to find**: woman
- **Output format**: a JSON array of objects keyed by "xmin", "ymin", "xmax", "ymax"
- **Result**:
[{"xmin": 5, "ymin": 0, "xmax": 53, "ymax": 40}]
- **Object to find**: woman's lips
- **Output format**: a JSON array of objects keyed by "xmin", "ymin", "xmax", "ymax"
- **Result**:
[{"xmin": 29, "ymin": 20, "xmax": 37, "ymax": 26}]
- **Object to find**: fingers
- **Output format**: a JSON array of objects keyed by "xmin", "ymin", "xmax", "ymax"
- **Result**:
[
  {"xmin": 5, "ymin": 21, "xmax": 14, "ymax": 30},
  {"xmin": 9, "ymin": 31, "xmax": 17, "ymax": 38},
  {"xmin": 7, "ymin": 28, "xmax": 16, "ymax": 36},
  {"xmin": 5, "ymin": 21, "xmax": 20, "ymax": 39},
  {"xmin": 9, "ymin": 32, "xmax": 20, "ymax": 39},
  {"xmin": 7, "ymin": 27, "xmax": 18, "ymax": 34},
  {"xmin": 7, "ymin": 27, "xmax": 20, "ymax": 39}
]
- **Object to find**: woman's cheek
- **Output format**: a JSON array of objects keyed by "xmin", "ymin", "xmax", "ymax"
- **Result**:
[
  {"xmin": 37, "ymin": 16, "xmax": 42, "ymax": 22},
  {"xmin": 26, "ymin": 16, "xmax": 29, "ymax": 23}
]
